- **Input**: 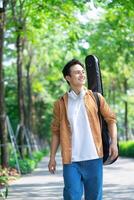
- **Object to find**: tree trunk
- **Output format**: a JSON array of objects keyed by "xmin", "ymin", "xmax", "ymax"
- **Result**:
[
  {"xmin": 112, "ymin": 88, "xmax": 115, "ymax": 107},
  {"xmin": 10, "ymin": 0, "xmax": 27, "ymax": 157},
  {"xmin": 26, "ymin": 58, "xmax": 32, "ymax": 131},
  {"xmin": 31, "ymin": 95, "xmax": 36, "ymax": 134},
  {"xmin": 0, "ymin": 1, "xmax": 8, "ymax": 168},
  {"xmin": 25, "ymin": 57, "xmax": 36, "ymax": 152},
  {"xmin": 124, "ymin": 101, "xmax": 128, "ymax": 140},
  {"xmin": 124, "ymin": 78, "xmax": 128, "ymax": 141},
  {"xmin": 16, "ymin": 33, "xmax": 26, "ymax": 157}
]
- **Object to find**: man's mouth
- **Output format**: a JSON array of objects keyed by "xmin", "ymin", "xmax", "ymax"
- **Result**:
[{"xmin": 79, "ymin": 78, "xmax": 85, "ymax": 81}]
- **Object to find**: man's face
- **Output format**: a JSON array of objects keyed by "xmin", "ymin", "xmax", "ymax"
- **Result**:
[{"xmin": 65, "ymin": 64, "xmax": 86, "ymax": 87}]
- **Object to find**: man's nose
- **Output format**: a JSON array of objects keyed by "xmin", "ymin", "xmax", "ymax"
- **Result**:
[{"xmin": 79, "ymin": 71, "xmax": 85, "ymax": 76}]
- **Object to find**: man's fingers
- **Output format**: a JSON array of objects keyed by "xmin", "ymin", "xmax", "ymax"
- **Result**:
[
  {"xmin": 49, "ymin": 165, "xmax": 55, "ymax": 174},
  {"xmin": 111, "ymin": 150, "xmax": 118, "ymax": 160},
  {"xmin": 109, "ymin": 144, "xmax": 118, "ymax": 160},
  {"xmin": 48, "ymin": 161, "xmax": 56, "ymax": 174},
  {"xmin": 109, "ymin": 147, "xmax": 111, "ymax": 156},
  {"xmin": 110, "ymin": 152, "xmax": 116, "ymax": 160}
]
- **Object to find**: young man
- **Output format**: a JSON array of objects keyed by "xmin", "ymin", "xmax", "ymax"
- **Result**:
[{"xmin": 48, "ymin": 59, "xmax": 118, "ymax": 200}]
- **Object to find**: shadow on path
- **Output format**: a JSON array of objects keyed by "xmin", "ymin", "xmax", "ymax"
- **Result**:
[
  {"xmin": 103, "ymin": 183, "xmax": 134, "ymax": 200},
  {"xmin": 103, "ymin": 157, "xmax": 134, "ymax": 200}
]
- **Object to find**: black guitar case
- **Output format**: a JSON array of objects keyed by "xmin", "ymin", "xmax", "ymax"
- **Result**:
[
  {"xmin": 85, "ymin": 55, "xmax": 103, "ymax": 94},
  {"xmin": 85, "ymin": 55, "xmax": 118, "ymax": 165}
]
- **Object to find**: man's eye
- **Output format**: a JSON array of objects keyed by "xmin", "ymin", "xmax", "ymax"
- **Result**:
[{"xmin": 74, "ymin": 71, "xmax": 85, "ymax": 74}]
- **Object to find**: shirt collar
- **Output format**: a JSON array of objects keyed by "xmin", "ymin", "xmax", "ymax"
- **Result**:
[{"xmin": 68, "ymin": 87, "xmax": 87, "ymax": 100}]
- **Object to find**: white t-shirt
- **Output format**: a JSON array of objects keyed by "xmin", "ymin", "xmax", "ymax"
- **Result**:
[{"xmin": 67, "ymin": 89, "xmax": 99, "ymax": 162}]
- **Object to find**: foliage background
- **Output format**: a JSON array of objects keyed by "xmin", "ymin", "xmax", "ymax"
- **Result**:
[{"xmin": 2, "ymin": 0, "xmax": 134, "ymax": 148}]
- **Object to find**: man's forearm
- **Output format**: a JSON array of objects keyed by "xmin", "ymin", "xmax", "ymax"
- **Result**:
[
  {"xmin": 108, "ymin": 123, "xmax": 118, "ymax": 144},
  {"xmin": 50, "ymin": 134, "xmax": 60, "ymax": 159}
]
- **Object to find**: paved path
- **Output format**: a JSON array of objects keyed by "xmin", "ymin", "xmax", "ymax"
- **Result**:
[{"xmin": 7, "ymin": 154, "xmax": 134, "ymax": 200}]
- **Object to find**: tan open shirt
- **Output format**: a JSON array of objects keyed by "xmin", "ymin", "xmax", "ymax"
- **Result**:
[{"xmin": 51, "ymin": 90, "xmax": 116, "ymax": 164}]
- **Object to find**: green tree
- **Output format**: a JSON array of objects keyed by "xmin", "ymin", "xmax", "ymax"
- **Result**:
[
  {"xmin": 86, "ymin": 1, "xmax": 134, "ymax": 140},
  {"xmin": 0, "ymin": 0, "xmax": 9, "ymax": 167}
]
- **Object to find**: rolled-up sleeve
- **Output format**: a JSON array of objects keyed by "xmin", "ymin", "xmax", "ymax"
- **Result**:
[
  {"xmin": 51, "ymin": 101, "xmax": 60, "ymax": 135},
  {"xmin": 98, "ymin": 93, "xmax": 116, "ymax": 124}
]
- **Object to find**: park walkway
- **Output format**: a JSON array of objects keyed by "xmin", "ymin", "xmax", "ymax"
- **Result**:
[{"xmin": 7, "ymin": 154, "xmax": 134, "ymax": 200}]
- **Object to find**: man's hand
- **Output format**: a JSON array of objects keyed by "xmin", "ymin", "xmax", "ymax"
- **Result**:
[
  {"xmin": 109, "ymin": 142, "xmax": 118, "ymax": 160},
  {"xmin": 48, "ymin": 158, "xmax": 56, "ymax": 174}
]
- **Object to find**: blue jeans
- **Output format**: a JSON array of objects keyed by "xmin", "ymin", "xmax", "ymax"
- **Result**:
[{"xmin": 63, "ymin": 158, "xmax": 103, "ymax": 200}]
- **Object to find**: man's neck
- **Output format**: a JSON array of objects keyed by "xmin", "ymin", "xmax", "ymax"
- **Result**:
[{"xmin": 70, "ymin": 86, "xmax": 84, "ymax": 95}]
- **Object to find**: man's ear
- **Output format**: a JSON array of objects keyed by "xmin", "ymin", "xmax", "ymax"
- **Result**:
[{"xmin": 65, "ymin": 75, "xmax": 70, "ymax": 83}]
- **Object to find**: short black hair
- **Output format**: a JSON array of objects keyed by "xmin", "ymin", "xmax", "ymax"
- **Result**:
[{"xmin": 62, "ymin": 59, "xmax": 84, "ymax": 78}]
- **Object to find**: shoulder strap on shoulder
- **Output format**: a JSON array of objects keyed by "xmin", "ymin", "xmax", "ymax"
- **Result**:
[
  {"xmin": 93, "ymin": 92, "xmax": 102, "ymax": 126},
  {"xmin": 93, "ymin": 92, "xmax": 100, "ymax": 109}
]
